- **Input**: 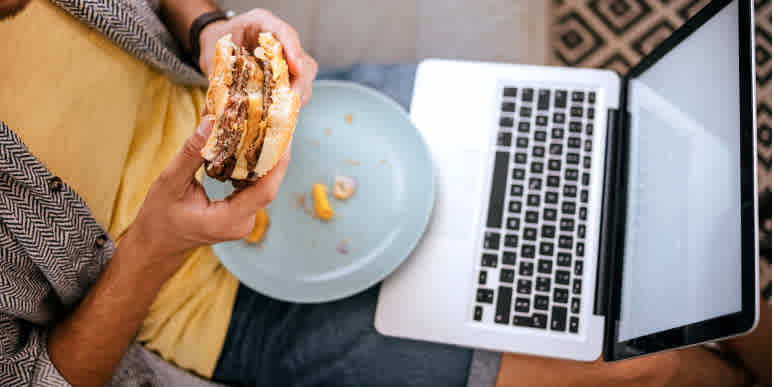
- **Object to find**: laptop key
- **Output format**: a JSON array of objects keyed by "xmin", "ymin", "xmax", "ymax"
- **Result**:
[
  {"xmin": 502, "ymin": 251, "xmax": 517, "ymax": 265},
  {"xmin": 524, "ymin": 227, "xmax": 537, "ymax": 241},
  {"xmin": 485, "ymin": 151, "xmax": 508, "ymax": 228},
  {"xmin": 495, "ymin": 286, "xmax": 513, "ymax": 324},
  {"xmin": 527, "ymin": 194, "xmax": 540, "ymax": 207},
  {"xmin": 519, "ymin": 261, "xmax": 534, "ymax": 276},
  {"xmin": 570, "ymin": 106, "xmax": 583, "ymax": 118},
  {"xmin": 539, "ymin": 242, "xmax": 553, "ymax": 256},
  {"xmin": 534, "ymin": 130, "xmax": 547, "ymax": 142},
  {"xmin": 571, "ymin": 297, "xmax": 581, "ymax": 313},
  {"xmin": 569, "ymin": 316, "xmax": 580, "ymax": 333},
  {"xmin": 583, "ymin": 156, "xmax": 591, "ymax": 168},
  {"xmin": 517, "ymin": 279, "xmax": 532, "ymax": 294},
  {"xmin": 515, "ymin": 297, "xmax": 530, "ymax": 313},
  {"xmin": 525, "ymin": 210, "xmax": 539, "ymax": 223},
  {"xmin": 571, "ymin": 91, "xmax": 584, "ymax": 102},
  {"xmin": 478, "ymin": 270, "xmax": 487, "ymax": 285},
  {"xmin": 516, "ymin": 137, "xmax": 529, "ymax": 148},
  {"xmin": 538, "ymin": 259, "xmax": 552, "ymax": 274},
  {"xmin": 567, "ymin": 152, "xmax": 580, "ymax": 165},
  {"xmin": 556, "ymin": 270, "xmax": 571, "ymax": 285},
  {"xmin": 559, "ymin": 235, "xmax": 573, "ymax": 249},
  {"xmin": 533, "ymin": 146, "xmax": 545, "ymax": 157},
  {"xmin": 551, "ymin": 306, "xmax": 568, "ymax": 331},
  {"xmin": 506, "ymin": 217, "xmax": 520, "ymax": 231},
  {"xmin": 557, "ymin": 253, "xmax": 572, "ymax": 267},
  {"xmin": 554, "ymin": 90, "xmax": 567, "ymax": 108},
  {"xmin": 520, "ymin": 107, "xmax": 532, "ymax": 117},
  {"xmin": 542, "ymin": 225, "xmax": 556, "ymax": 238},
  {"xmin": 565, "ymin": 169, "xmax": 579, "ymax": 181},
  {"xmin": 553, "ymin": 113, "xmax": 565, "ymax": 124},
  {"xmin": 505, "ymin": 234, "xmax": 519, "ymax": 248},
  {"xmin": 580, "ymin": 190, "xmax": 588, "ymax": 203},
  {"xmin": 582, "ymin": 172, "xmax": 590, "ymax": 186},
  {"xmin": 548, "ymin": 159, "xmax": 561, "ymax": 171},
  {"xmin": 547, "ymin": 175, "xmax": 560, "ymax": 187},
  {"xmin": 536, "ymin": 115, "xmax": 548, "ymax": 126},
  {"xmin": 549, "ymin": 143, "xmax": 563, "ymax": 155},
  {"xmin": 562, "ymin": 201, "xmax": 576, "ymax": 215},
  {"xmin": 573, "ymin": 279, "xmax": 582, "ymax": 294},
  {"xmin": 511, "ymin": 184, "xmax": 523, "ymax": 196},
  {"xmin": 536, "ymin": 276, "xmax": 551, "ymax": 292},
  {"xmin": 584, "ymin": 140, "xmax": 593, "ymax": 152},
  {"xmin": 508, "ymin": 201, "xmax": 522, "ymax": 213},
  {"xmin": 546, "ymin": 196, "xmax": 562, "ymax": 213},
  {"xmin": 543, "ymin": 208, "xmax": 557, "ymax": 221},
  {"xmin": 568, "ymin": 136, "xmax": 581, "ymax": 149},
  {"xmin": 518, "ymin": 121, "xmax": 530, "ymax": 133},
  {"xmin": 551, "ymin": 128, "xmax": 564, "ymax": 139},
  {"xmin": 560, "ymin": 218, "xmax": 575, "ymax": 232},
  {"xmin": 500, "ymin": 269, "xmax": 516, "ymax": 284},
  {"xmin": 569, "ymin": 121, "xmax": 582, "ymax": 132},
  {"xmin": 512, "ymin": 168, "xmax": 525, "ymax": 180},
  {"xmin": 576, "ymin": 242, "xmax": 585, "ymax": 257},
  {"xmin": 554, "ymin": 288, "xmax": 569, "ymax": 303},
  {"xmin": 477, "ymin": 288, "xmax": 494, "ymax": 303},
  {"xmin": 538, "ymin": 89, "xmax": 550, "ymax": 110},
  {"xmin": 577, "ymin": 224, "xmax": 586, "ymax": 239},
  {"xmin": 575, "ymin": 260, "xmax": 584, "ymax": 276},
  {"xmin": 587, "ymin": 108, "xmax": 594, "ymax": 119},
  {"xmin": 532, "ymin": 313, "xmax": 548, "ymax": 329},
  {"xmin": 586, "ymin": 123, "xmax": 593, "ymax": 135},
  {"xmin": 484, "ymin": 232, "xmax": 501, "ymax": 249},
  {"xmin": 563, "ymin": 185, "xmax": 577, "ymax": 197},
  {"xmin": 514, "ymin": 153, "xmax": 527, "ymax": 164},
  {"xmin": 513, "ymin": 315, "xmax": 534, "ymax": 327},
  {"xmin": 579, "ymin": 207, "xmax": 587, "ymax": 220},
  {"xmin": 521, "ymin": 244, "xmax": 536, "ymax": 258},
  {"xmin": 588, "ymin": 91, "xmax": 596, "ymax": 103},
  {"xmin": 534, "ymin": 295, "xmax": 550, "ymax": 310},
  {"xmin": 501, "ymin": 102, "xmax": 515, "ymax": 112},
  {"xmin": 474, "ymin": 306, "xmax": 483, "ymax": 321},
  {"xmin": 500, "ymin": 116, "xmax": 514, "ymax": 127},
  {"xmin": 481, "ymin": 253, "xmax": 498, "ymax": 268},
  {"xmin": 529, "ymin": 178, "xmax": 542, "ymax": 190},
  {"xmin": 497, "ymin": 132, "xmax": 512, "ymax": 146},
  {"xmin": 503, "ymin": 87, "xmax": 517, "ymax": 97},
  {"xmin": 522, "ymin": 88, "xmax": 534, "ymax": 102},
  {"xmin": 530, "ymin": 162, "xmax": 543, "ymax": 174}
]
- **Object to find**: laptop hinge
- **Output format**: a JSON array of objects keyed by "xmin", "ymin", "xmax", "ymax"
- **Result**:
[{"xmin": 593, "ymin": 108, "xmax": 621, "ymax": 317}]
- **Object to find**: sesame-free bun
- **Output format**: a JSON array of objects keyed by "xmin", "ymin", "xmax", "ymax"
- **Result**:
[{"xmin": 201, "ymin": 33, "xmax": 299, "ymax": 184}]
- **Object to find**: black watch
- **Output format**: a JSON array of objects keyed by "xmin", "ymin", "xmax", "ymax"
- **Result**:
[{"xmin": 189, "ymin": 9, "xmax": 234, "ymax": 68}]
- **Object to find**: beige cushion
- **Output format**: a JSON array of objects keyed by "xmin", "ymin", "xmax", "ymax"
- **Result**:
[{"xmin": 218, "ymin": 0, "xmax": 549, "ymax": 67}]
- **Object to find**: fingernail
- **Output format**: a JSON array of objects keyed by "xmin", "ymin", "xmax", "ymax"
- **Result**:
[{"xmin": 198, "ymin": 115, "xmax": 215, "ymax": 137}]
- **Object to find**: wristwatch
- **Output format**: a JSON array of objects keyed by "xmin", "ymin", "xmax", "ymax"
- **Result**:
[{"xmin": 189, "ymin": 8, "xmax": 235, "ymax": 68}]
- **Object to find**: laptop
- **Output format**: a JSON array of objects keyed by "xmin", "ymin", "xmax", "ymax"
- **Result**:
[{"xmin": 375, "ymin": 0, "xmax": 758, "ymax": 361}]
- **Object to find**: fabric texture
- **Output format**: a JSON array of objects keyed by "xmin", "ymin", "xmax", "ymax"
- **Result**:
[
  {"xmin": 212, "ymin": 284, "xmax": 473, "ymax": 387},
  {"xmin": 551, "ymin": 0, "xmax": 773, "ymax": 301},
  {"xmin": 0, "ymin": 0, "xmax": 231, "ymax": 385}
]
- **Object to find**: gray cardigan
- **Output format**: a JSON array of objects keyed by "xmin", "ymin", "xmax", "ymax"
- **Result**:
[{"xmin": 0, "ymin": 1, "xmax": 498, "ymax": 386}]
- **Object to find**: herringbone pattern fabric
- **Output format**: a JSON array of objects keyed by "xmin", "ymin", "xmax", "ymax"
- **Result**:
[{"xmin": 50, "ymin": 0, "xmax": 207, "ymax": 87}]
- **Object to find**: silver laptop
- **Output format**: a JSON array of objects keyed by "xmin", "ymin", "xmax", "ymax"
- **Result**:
[{"xmin": 375, "ymin": 0, "xmax": 759, "ymax": 361}]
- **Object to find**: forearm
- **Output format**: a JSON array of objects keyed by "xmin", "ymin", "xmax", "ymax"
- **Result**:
[
  {"xmin": 159, "ymin": 0, "xmax": 219, "ymax": 52},
  {"xmin": 47, "ymin": 228, "xmax": 177, "ymax": 387},
  {"xmin": 723, "ymin": 301, "xmax": 772, "ymax": 386}
]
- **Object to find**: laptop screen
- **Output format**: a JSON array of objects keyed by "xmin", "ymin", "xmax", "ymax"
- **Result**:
[{"xmin": 618, "ymin": 0, "xmax": 742, "ymax": 342}]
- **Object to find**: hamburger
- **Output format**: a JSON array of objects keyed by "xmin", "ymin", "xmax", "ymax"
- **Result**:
[{"xmin": 201, "ymin": 32, "xmax": 299, "ymax": 186}]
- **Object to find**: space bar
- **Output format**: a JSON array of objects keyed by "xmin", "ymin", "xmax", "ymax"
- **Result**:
[{"xmin": 486, "ymin": 151, "xmax": 509, "ymax": 228}]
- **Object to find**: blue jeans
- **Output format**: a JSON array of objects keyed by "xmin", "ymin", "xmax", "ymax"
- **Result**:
[{"xmin": 211, "ymin": 65, "xmax": 473, "ymax": 387}]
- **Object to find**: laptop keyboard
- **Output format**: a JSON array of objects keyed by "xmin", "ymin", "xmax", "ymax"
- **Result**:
[{"xmin": 473, "ymin": 85, "xmax": 598, "ymax": 334}]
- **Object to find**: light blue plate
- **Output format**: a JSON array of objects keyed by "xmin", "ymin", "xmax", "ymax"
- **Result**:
[{"xmin": 203, "ymin": 81, "xmax": 435, "ymax": 303}]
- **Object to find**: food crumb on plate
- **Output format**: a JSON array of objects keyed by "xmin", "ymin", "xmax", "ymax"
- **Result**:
[
  {"xmin": 336, "ymin": 240, "xmax": 349, "ymax": 254},
  {"xmin": 345, "ymin": 113, "xmax": 353, "ymax": 124},
  {"xmin": 293, "ymin": 192, "xmax": 316, "ymax": 216},
  {"xmin": 379, "ymin": 159, "xmax": 387, "ymax": 165},
  {"xmin": 346, "ymin": 159, "xmax": 360, "ymax": 166},
  {"xmin": 324, "ymin": 128, "xmax": 331, "ymax": 136}
]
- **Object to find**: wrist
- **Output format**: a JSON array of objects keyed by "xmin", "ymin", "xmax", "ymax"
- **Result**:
[
  {"xmin": 197, "ymin": 18, "xmax": 229, "ymax": 69},
  {"xmin": 117, "ymin": 225, "xmax": 182, "ymax": 284}
]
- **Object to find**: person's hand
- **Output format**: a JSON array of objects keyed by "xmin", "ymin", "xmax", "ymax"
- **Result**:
[
  {"xmin": 123, "ymin": 116, "xmax": 290, "ymax": 276},
  {"xmin": 198, "ymin": 9, "xmax": 318, "ymax": 106}
]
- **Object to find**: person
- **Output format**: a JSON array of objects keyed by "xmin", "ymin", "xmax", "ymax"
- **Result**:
[{"xmin": 0, "ymin": 1, "xmax": 769, "ymax": 386}]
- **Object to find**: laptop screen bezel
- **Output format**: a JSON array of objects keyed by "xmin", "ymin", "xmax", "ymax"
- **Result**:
[{"xmin": 603, "ymin": 0, "xmax": 758, "ymax": 361}]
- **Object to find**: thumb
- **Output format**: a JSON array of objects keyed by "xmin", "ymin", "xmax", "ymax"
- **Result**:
[{"xmin": 167, "ymin": 115, "xmax": 215, "ymax": 187}]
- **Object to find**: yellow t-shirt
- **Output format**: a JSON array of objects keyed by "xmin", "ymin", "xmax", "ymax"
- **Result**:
[{"xmin": 0, "ymin": 0, "xmax": 238, "ymax": 378}]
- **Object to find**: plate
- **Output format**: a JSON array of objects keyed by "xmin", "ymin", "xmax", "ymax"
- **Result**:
[{"xmin": 203, "ymin": 81, "xmax": 435, "ymax": 303}]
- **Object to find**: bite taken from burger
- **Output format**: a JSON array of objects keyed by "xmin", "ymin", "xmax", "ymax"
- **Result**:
[{"xmin": 201, "ymin": 32, "xmax": 300, "ymax": 187}]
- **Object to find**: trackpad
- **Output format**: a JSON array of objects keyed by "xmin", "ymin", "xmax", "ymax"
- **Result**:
[{"xmin": 427, "ymin": 144, "xmax": 486, "ymax": 241}]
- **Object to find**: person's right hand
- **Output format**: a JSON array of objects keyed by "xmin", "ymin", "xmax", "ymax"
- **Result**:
[{"xmin": 123, "ymin": 115, "xmax": 290, "ymax": 276}]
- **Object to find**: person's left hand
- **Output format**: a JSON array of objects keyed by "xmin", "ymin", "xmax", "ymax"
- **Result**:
[{"xmin": 198, "ymin": 9, "xmax": 318, "ymax": 106}]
